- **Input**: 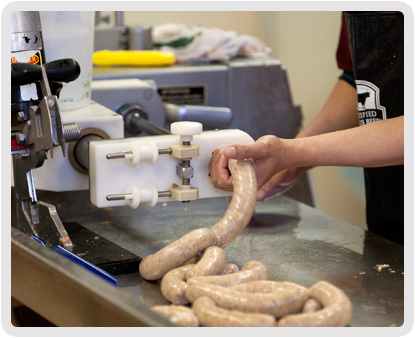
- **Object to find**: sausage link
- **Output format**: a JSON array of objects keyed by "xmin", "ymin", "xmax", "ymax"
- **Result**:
[
  {"xmin": 139, "ymin": 228, "xmax": 215, "ymax": 280},
  {"xmin": 139, "ymin": 159, "xmax": 256, "ymax": 281},
  {"xmin": 277, "ymin": 281, "xmax": 353, "ymax": 327},
  {"xmin": 160, "ymin": 264, "xmax": 195, "ymax": 305},
  {"xmin": 186, "ymin": 281, "xmax": 308, "ymax": 317},
  {"xmin": 192, "ymin": 297, "xmax": 277, "ymax": 327},
  {"xmin": 186, "ymin": 246, "xmax": 227, "ymax": 280},
  {"xmin": 302, "ymin": 298, "xmax": 322, "ymax": 313},
  {"xmin": 187, "ymin": 260, "xmax": 269, "ymax": 287},
  {"xmin": 210, "ymin": 159, "xmax": 257, "ymax": 247},
  {"xmin": 220, "ymin": 263, "xmax": 239, "ymax": 275},
  {"xmin": 182, "ymin": 253, "xmax": 202, "ymax": 266},
  {"xmin": 151, "ymin": 305, "xmax": 199, "ymax": 327},
  {"xmin": 229, "ymin": 280, "xmax": 307, "ymax": 294}
]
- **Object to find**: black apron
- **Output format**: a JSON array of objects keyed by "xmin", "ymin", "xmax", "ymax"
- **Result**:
[{"xmin": 345, "ymin": 12, "xmax": 404, "ymax": 245}]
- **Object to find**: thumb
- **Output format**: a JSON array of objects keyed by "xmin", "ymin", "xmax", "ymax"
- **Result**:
[{"xmin": 223, "ymin": 144, "xmax": 260, "ymax": 160}]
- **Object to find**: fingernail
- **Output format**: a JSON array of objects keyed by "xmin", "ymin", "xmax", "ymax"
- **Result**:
[{"xmin": 224, "ymin": 147, "xmax": 236, "ymax": 157}]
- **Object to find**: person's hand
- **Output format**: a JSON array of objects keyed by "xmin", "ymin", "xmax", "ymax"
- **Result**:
[
  {"xmin": 209, "ymin": 135, "xmax": 292, "ymax": 192},
  {"xmin": 209, "ymin": 148, "xmax": 233, "ymax": 191},
  {"xmin": 256, "ymin": 168, "xmax": 297, "ymax": 201}
]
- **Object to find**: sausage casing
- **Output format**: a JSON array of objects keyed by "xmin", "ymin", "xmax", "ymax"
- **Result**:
[
  {"xmin": 302, "ymin": 298, "xmax": 322, "ymax": 313},
  {"xmin": 139, "ymin": 159, "xmax": 256, "ymax": 281},
  {"xmin": 186, "ymin": 281, "xmax": 308, "ymax": 317},
  {"xmin": 277, "ymin": 281, "xmax": 353, "ymax": 327},
  {"xmin": 229, "ymin": 280, "xmax": 307, "ymax": 294},
  {"xmin": 186, "ymin": 246, "xmax": 227, "ymax": 280},
  {"xmin": 139, "ymin": 228, "xmax": 215, "ymax": 280},
  {"xmin": 160, "ymin": 264, "xmax": 195, "ymax": 305},
  {"xmin": 187, "ymin": 260, "xmax": 269, "ymax": 287},
  {"xmin": 210, "ymin": 159, "xmax": 257, "ymax": 247},
  {"xmin": 220, "ymin": 263, "xmax": 239, "ymax": 275},
  {"xmin": 151, "ymin": 305, "xmax": 199, "ymax": 327},
  {"xmin": 192, "ymin": 297, "xmax": 277, "ymax": 327}
]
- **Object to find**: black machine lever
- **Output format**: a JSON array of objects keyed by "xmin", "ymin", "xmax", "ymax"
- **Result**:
[{"xmin": 11, "ymin": 58, "xmax": 80, "ymax": 86}]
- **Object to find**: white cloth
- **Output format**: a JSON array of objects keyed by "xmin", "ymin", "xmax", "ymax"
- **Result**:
[{"xmin": 152, "ymin": 23, "xmax": 271, "ymax": 63}]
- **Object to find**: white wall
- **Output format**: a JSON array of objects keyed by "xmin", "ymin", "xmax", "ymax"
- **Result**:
[
  {"xmin": 119, "ymin": 11, "xmax": 367, "ymax": 229},
  {"xmin": 264, "ymin": 12, "xmax": 367, "ymax": 229},
  {"xmin": 124, "ymin": 11, "xmax": 264, "ymax": 37}
]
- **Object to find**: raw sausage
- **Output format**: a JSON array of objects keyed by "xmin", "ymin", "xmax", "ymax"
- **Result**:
[
  {"xmin": 277, "ymin": 281, "xmax": 353, "ymax": 327},
  {"xmin": 187, "ymin": 261, "xmax": 269, "ymax": 287},
  {"xmin": 210, "ymin": 159, "xmax": 257, "ymax": 247},
  {"xmin": 186, "ymin": 281, "xmax": 308, "ymax": 317},
  {"xmin": 229, "ymin": 280, "xmax": 307, "ymax": 294},
  {"xmin": 139, "ymin": 228, "xmax": 215, "ymax": 280},
  {"xmin": 151, "ymin": 305, "xmax": 199, "ymax": 327},
  {"xmin": 192, "ymin": 297, "xmax": 277, "ymax": 327},
  {"xmin": 182, "ymin": 253, "xmax": 202, "ymax": 266},
  {"xmin": 186, "ymin": 246, "xmax": 227, "ymax": 280},
  {"xmin": 302, "ymin": 298, "xmax": 322, "ymax": 313},
  {"xmin": 160, "ymin": 264, "xmax": 195, "ymax": 305},
  {"xmin": 220, "ymin": 263, "xmax": 239, "ymax": 275},
  {"xmin": 139, "ymin": 159, "xmax": 256, "ymax": 281}
]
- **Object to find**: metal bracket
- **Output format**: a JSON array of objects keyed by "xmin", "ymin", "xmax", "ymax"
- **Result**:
[{"xmin": 12, "ymin": 152, "xmax": 73, "ymax": 251}]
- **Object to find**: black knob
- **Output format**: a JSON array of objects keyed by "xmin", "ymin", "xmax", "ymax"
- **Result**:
[
  {"xmin": 11, "ymin": 58, "xmax": 80, "ymax": 86},
  {"xmin": 11, "ymin": 62, "xmax": 42, "ymax": 86},
  {"xmin": 44, "ymin": 58, "xmax": 80, "ymax": 83}
]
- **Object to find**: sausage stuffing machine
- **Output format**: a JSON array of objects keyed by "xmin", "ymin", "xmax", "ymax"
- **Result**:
[{"xmin": 9, "ymin": 11, "xmax": 405, "ymax": 332}]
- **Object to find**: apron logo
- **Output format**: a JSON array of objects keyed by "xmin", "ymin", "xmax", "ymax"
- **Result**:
[{"xmin": 356, "ymin": 80, "xmax": 386, "ymax": 125}]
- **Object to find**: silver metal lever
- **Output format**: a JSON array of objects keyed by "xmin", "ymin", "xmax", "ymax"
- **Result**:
[{"xmin": 164, "ymin": 103, "xmax": 233, "ymax": 129}]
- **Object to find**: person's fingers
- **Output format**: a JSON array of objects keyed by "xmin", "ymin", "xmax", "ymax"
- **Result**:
[
  {"xmin": 209, "ymin": 149, "xmax": 222, "ymax": 172},
  {"xmin": 208, "ymin": 149, "xmax": 221, "ymax": 184},
  {"xmin": 209, "ymin": 149, "xmax": 233, "ymax": 190},
  {"xmin": 223, "ymin": 140, "xmax": 271, "ymax": 160},
  {"xmin": 256, "ymin": 174, "xmax": 296, "ymax": 201},
  {"xmin": 257, "ymin": 181, "xmax": 294, "ymax": 201}
]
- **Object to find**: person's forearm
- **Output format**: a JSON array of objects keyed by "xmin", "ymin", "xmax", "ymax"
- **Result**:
[
  {"xmin": 297, "ymin": 79, "xmax": 359, "ymax": 139},
  {"xmin": 285, "ymin": 116, "xmax": 404, "ymax": 169}
]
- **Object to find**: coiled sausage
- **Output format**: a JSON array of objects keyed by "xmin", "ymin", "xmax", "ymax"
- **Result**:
[
  {"xmin": 277, "ymin": 281, "xmax": 353, "ymax": 327},
  {"xmin": 192, "ymin": 297, "xmax": 277, "ymax": 327},
  {"xmin": 186, "ymin": 281, "xmax": 308, "ymax": 317},
  {"xmin": 139, "ymin": 228, "xmax": 215, "ymax": 280},
  {"xmin": 186, "ymin": 246, "xmax": 227, "ymax": 280},
  {"xmin": 229, "ymin": 280, "xmax": 307, "ymax": 294},
  {"xmin": 220, "ymin": 263, "xmax": 239, "ymax": 275},
  {"xmin": 187, "ymin": 261, "xmax": 269, "ymax": 287},
  {"xmin": 302, "ymin": 298, "xmax": 322, "ymax": 313},
  {"xmin": 151, "ymin": 305, "xmax": 199, "ymax": 327},
  {"xmin": 160, "ymin": 264, "xmax": 195, "ymax": 305},
  {"xmin": 139, "ymin": 159, "xmax": 256, "ymax": 281}
]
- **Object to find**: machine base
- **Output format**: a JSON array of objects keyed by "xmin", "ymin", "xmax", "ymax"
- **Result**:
[{"xmin": 64, "ymin": 222, "xmax": 142, "ymax": 276}]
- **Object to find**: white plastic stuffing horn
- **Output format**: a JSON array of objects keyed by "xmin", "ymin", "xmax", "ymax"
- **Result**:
[{"xmin": 89, "ymin": 122, "xmax": 254, "ymax": 209}]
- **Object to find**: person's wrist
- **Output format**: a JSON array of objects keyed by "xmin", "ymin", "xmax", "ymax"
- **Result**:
[{"xmin": 280, "ymin": 138, "xmax": 298, "ymax": 170}]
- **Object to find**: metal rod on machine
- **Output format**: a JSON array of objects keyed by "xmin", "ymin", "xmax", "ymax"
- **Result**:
[
  {"xmin": 106, "ymin": 191, "xmax": 171, "ymax": 201},
  {"xmin": 106, "ymin": 148, "xmax": 172, "ymax": 160}
]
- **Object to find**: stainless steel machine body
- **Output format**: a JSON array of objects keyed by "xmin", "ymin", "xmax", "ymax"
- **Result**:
[
  {"xmin": 92, "ymin": 58, "xmax": 302, "ymax": 140},
  {"xmin": 94, "ymin": 11, "xmax": 153, "ymax": 52},
  {"xmin": 11, "ymin": 11, "xmax": 82, "ymax": 250}
]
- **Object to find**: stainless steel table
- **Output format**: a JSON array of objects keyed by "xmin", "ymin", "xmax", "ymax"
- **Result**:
[{"xmin": 11, "ymin": 191, "xmax": 404, "ymax": 327}]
